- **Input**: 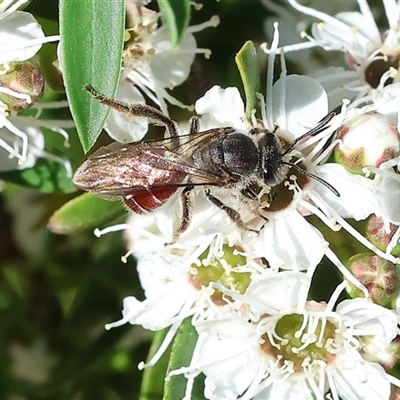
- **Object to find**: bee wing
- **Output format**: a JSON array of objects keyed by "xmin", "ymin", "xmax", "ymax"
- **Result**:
[{"xmin": 73, "ymin": 128, "xmax": 235, "ymax": 196}]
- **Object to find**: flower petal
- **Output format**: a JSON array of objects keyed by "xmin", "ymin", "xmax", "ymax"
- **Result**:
[
  {"xmin": 255, "ymin": 210, "xmax": 327, "ymax": 271},
  {"xmin": 0, "ymin": 11, "xmax": 45, "ymax": 63},
  {"xmin": 195, "ymin": 86, "xmax": 247, "ymax": 131},
  {"xmin": 272, "ymin": 75, "xmax": 328, "ymax": 137},
  {"xmin": 316, "ymin": 163, "xmax": 378, "ymax": 220}
]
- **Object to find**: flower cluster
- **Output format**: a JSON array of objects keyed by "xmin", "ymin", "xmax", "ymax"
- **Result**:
[
  {"xmin": 105, "ymin": 1, "xmax": 219, "ymax": 143},
  {"xmin": 77, "ymin": 1, "xmax": 400, "ymax": 399},
  {"xmin": 0, "ymin": 0, "xmax": 72, "ymax": 173}
]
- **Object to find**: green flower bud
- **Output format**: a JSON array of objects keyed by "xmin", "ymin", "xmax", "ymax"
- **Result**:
[
  {"xmin": 0, "ymin": 61, "xmax": 44, "ymax": 111},
  {"xmin": 366, "ymin": 215, "xmax": 400, "ymax": 256},
  {"xmin": 347, "ymin": 253, "xmax": 399, "ymax": 306}
]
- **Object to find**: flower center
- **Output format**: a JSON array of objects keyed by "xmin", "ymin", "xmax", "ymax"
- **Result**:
[
  {"xmin": 364, "ymin": 53, "xmax": 399, "ymax": 88},
  {"xmin": 188, "ymin": 244, "xmax": 251, "ymax": 305},
  {"xmin": 260, "ymin": 313, "xmax": 336, "ymax": 372}
]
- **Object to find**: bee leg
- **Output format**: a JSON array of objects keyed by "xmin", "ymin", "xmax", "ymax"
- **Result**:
[
  {"xmin": 204, "ymin": 189, "xmax": 259, "ymax": 234},
  {"xmin": 166, "ymin": 186, "xmax": 194, "ymax": 245},
  {"xmin": 189, "ymin": 116, "xmax": 200, "ymax": 134},
  {"xmin": 83, "ymin": 85, "xmax": 179, "ymax": 138}
]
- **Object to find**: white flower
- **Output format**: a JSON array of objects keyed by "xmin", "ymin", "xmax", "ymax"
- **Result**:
[
  {"xmin": 107, "ymin": 2, "xmax": 220, "ymax": 142},
  {"xmin": 349, "ymin": 84, "xmax": 400, "ymax": 247},
  {"xmin": 0, "ymin": 102, "xmax": 74, "ymax": 173},
  {"xmin": 0, "ymin": 0, "xmax": 59, "ymax": 65},
  {"xmin": 101, "ymin": 205, "xmax": 266, "ymax": 369},
  {"xmin": 101, "ymin": 24, "xmax": 400, "ymax": 279},
  {"xmin": 254, "ymin": 24, "xmax": 400, "ymax": 269},
  {"xmin": 261, "ymin": 0, "xmax": 357, "ymax": 75},
  {"xmin": 269, "ymin": 0, "xmax": 400, "ymax": 108},
  {"xmin": 169, "ymin": 272, "xmax": 400, "ymax": 400},
  {"xmin": 0, "ymin": 1, "xmax": 64, "ymax": 171}
]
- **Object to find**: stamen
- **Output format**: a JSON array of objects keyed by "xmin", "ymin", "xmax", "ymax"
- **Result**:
[
  {"xmin": 327, "ymin": 281, "xmax": 348, "ymax": 312},
  {"xmin": 93, "ymin": 223, "xmax": 135, "ymax": 237},
  {"xmin": 1, "ymin": 35, "xmax": 60, "ymax": 54},
  {"xmin": 1, "ymin": 116, "xmax": 28, "ymax": 161},
  {"xmin": 0, "ymin": 86, "xmax": 32, "ymax": 103},
  {"xmin": 139, "ymin": 310, "xmax": 195, "ymax": 369},
  {"xmin": 265, "ymin": 22, "xmax": 280, "ymax": 130},
  {"xmin": 0, "ymin": 0, "xmax": 29, "ymax": 18},
  {"xmin": 186, "ymin": 15, "xmax": 220, "ymax": 34},
  {"xmin": 326, "ymin": 248, "xmax": 369, "ymax": 298}
]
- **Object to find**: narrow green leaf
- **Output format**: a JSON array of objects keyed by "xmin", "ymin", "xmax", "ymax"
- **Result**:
[
  {"xmin": 163, "ymin": 318, "xmax": 204, "ymax": 400},
  {"xmin": 0, "ymin": 158, "xmax": 75, "ymax": 193},
  {"xmin": 59, "ymin": 0, "xmax": 125, "ymax": 153},
  {"xmin": 139, "ymin": 329, "xmax": 170, "ymax": 400},
  {"xmin": 157, "ymin": 0, "xmax": 191, "ymax": 47},
  {"xmin": 48, "ymin": 193, "xmax": 125, "ymax": 234},
  {"xmin": 235, "ymin": 41, "xmax": 261, "ymax": 121}
]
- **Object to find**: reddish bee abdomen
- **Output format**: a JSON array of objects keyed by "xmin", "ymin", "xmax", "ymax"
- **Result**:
[{"xmin": 124, "ymin": 187, "xmax": 178, "ymax": 214}]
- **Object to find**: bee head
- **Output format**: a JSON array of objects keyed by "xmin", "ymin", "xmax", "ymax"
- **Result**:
[{"xmin": 259, "ymin": 132, "xmax": 289, "ymax": 186}]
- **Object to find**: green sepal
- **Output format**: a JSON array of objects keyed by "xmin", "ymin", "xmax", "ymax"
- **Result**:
[
  {"xmin": 235, "ymin": 41, "xmax": 261, "ymax": 121},
  {"xmin": 157, "ymin": 0, "xmax": 191, "ymax": 48},
  {"xmin": 59, "ymin": 0, "xmax": 125, "ymax": 153},
  {"xmin": 48, "ymin": 193, "xmax": 125, "ymax": 234}
]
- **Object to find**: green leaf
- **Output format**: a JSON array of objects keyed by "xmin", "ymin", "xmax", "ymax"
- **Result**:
[
  {"xmin": 139, "ymin": 329, "xmax": 170, "ymax": 400},
  {"xmin": 235, "ymin": 41, "xmax": 261, "ymax": 121},
  {"xmin": 157, "ymin": 0, "xmax": 191, "ymax": 47},
  {"xmin": 59, "ymin": 0, "xmax": 125, "ymax": 153},
  {"xmin": 0, "ymin": 158, "xmax": 75, "ymax": 193},
  {"xmin": 163, "ymin": 318, "xmax": 204, "ymax": 400},
  {"xmin": 48, "ymin": 193, "xmax": 125, "ymax": 234}
]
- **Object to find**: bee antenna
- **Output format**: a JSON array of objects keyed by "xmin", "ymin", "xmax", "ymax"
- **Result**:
[
  {"xmin": 282, "ymin": 161, "xmax": 340, "ymax": 197},
  {"xmin": 282, "ymin": 112, "xmax": 336, "ymax": 157}
]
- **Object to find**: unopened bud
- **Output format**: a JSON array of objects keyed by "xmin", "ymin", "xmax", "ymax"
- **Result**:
[
  {"xmin": 335, "ymin": 112, "xmax": 399, "ymax": 174},
  {"xmin": 0, "ymin": 61, "xmax": 44, "ymax": 110},
  {"xmin": 366, "ymin": 215, "xmax": 400, "ymax": 256},
  {"xmin": 347, "ymin": 253, "xmax": 399, "ymax": 306},
  {"xmin": 391, "ymin": 385, "xmax": 400, "ymax": 400}
]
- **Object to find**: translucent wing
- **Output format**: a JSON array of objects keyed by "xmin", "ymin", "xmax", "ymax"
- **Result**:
[{"xmin": 73, "ymin": 127, "xmax": 237, "ymax": 196}]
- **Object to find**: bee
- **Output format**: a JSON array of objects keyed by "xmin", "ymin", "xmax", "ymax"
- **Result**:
[{"xmin": 73, "ymin": 86, "xmax": 339, "ymax": 242}]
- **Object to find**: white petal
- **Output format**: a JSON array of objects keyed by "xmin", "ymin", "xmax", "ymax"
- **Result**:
[
  {"xmin": 255, "ymin": 211, "xmax": 327, "ymax": 271},
  {"xmin": 258, "ymin": 380, "xmax": 314, "ymax": 400},
  {"xmin": 196, "ymin": 317, "xmax": 263, "ymax": 399},
  {"xmin": 272, "ymin": 75, "xmax": 328, "ymax": 137},
  {"xmin": 336, "ymin": 298, "xmax": 397, "ymax": 344},
  {"xmin": 332, "ymin": 358, "xmax": 390, "ymax": 400},
  {"xmin": 245, "ymin": 271, "xmax": 311, "ymax": 313},
  {"xmin": 363, "ymin": 83, "xmax": 400, "ymax": 127},
  {"xmin": 150, "ymin": 32, "xmax": 196, "ymax": 87},
  {"xmin": 119, "ymin": 274, "xmax": 194, "ymax": 331},
  {"xmin": 312, "ymin": 66, "xmax": 360, "ymax": 110},
  {"xmin": 333, "ymin": 11, "xmax": 380, "ymax": 46},
  {"xmin": 195, "ymin": 86, "xmax": 247, "ymax": 131},
  {"xmin": 374, "ymin": 170, "xmax": 400, "ymax": 224},
  {"xmin": 316, "ymin": 163, "xmax": 378, "ymax": 220},
  {"xmin": 105, "ymin": 83, "xmax": 147, "ymax": 142},
  {"xmin": 0, "ymin": 11, "xmax": 45, "ymax": 63}
]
